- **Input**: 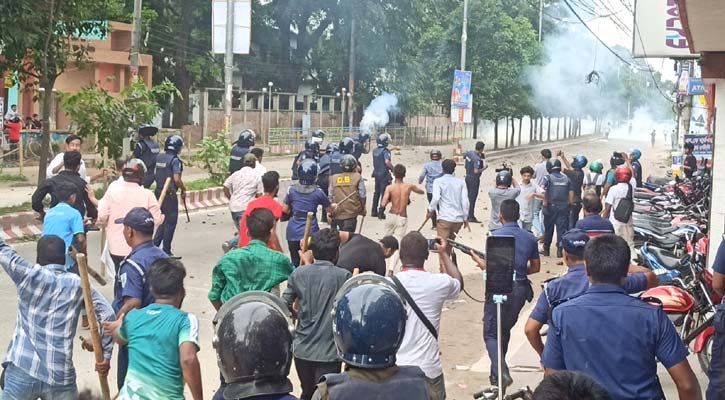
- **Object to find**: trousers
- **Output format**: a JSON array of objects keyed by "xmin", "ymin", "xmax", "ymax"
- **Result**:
[
  {"xmin": 227, "ymin": 211, "xmax": 243, "ymax": 248},
  {"xmin": 465, "ymin": 176, "xmax": 481, "ymax": 220},
  {"xmin": 332, "ymin": 217, "xmax": 358, "ymax": 233},
  {"xmin": 372, "ymin": 175, "xmax": 391, "ymax": 214},
  {"xmin": 0, "ymin": 363, "xmax": 77, "ymax": 400},
  {"xmin": 532, "ymin": 198, "xmax": 544, "ymax": 236},
  {"xmin": 288, "ymin": 240, "xmax": 302, "ymax": 267},
  {"xmin": 569, "ymin": 201, "xmax": 582, "ymax": 229},
  {"xmin": 294, "ymin": 358, "xmax": 342, "ymax": 400},
  {"xmin": 707, "ymin": 307, "xmax": 725, "ymax": 400},
  {"xmin": 117, "ymin": 344, "xmax": 128, "ymax": 390},
  {"xmin": 483, "ymin": 283, "xmax": 528, "ymax": 378},
  {"xmin": 426, "ymin": 192, "xmax": 438, "ymax": 228},
  {"xmin": 543, "ymin": 203, "xmax": 570, "ymax": 250},
  {"xmin": 425, "ymin": 374, "xmax": 446, "ymax": 400},
  {"xmin": 153, "ymin": 193, "xmax": 178, "ymax": 254}
]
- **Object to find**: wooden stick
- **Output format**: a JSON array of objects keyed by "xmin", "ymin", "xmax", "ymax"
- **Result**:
[
  {"xmin": 416, "ymin": 215, "xmax": 431, "ymax": 232},
  {"xmin": 300, "ymin": 211, "xmax": 314, "ymax": 252},
  {"xmin": 76, "ymin": 254, "xmax": 111, "ymax": 400},
  {"xmin": 100, "ymin": 227, "xmax": 107, "ymax": 279},
  {"xmin": 156, "ymin": 177, "xmax": 172, "ymax": 206},
  {"xmin": 357, "ymin": 215, "xmax": 365, "ymax": 234}
]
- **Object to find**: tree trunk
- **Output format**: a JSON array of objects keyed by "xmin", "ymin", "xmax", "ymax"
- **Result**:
[
  {"xmin": 473, "ymin": 112, "xmax": 479, "ymax": 139},
  {"xmin": 547, "ymin": 118, "xmax": 551, "ymax": 141},
  {"xmin": 540, "ymin": 118, "xmax": 544, "ymax": 141},
  {"xmin": 509, "ymin": 118, "xmax": 515, "ymax": 147},
  {"xmin": 529, "ymin": 117, "xmax": 534, "ymax": 143},
  {"xmin": 518, "ymin": 118, "xmax": 523, "ymax": 146},
  {"xmin": 556, "ymin": 118, "xmax": 560, "ymax": 140},
  {"xmin": 504, "ymin": 117, "xmax": 509, "ymax": 148},
  {"xmin": 171, "ymin": 5, "xmax": 194, "ymax": 128},
  {"xmin": 494, "ymin": 119, "xmax": 499, "ymax": 150},
  {"xmin": 38, "ymin": 77, "xmax": 56, "ymax": 184}
]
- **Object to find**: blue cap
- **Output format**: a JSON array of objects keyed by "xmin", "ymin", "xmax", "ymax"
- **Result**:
[
  {"xmin": 115, "ymin": 207, "xmax": 155, "ymax": 234},
  {"xmin": 561, "ymin": 229, "xmax": 589, "ymax": 257}
]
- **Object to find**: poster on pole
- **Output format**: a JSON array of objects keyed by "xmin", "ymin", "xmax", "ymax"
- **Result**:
[
  {"xmin": 451, "ymin": 70, "xmax": 472, "ymax": 109},
  {"xmin": 684, "ymin": 134, "xmax": 713, "ymax": 158},
  {"xmin": 632, "ymin": 0, "xmax": 698, "ymax": 58},
  {"xmin": 212, "ymin": 0, "xmax": 252, "ymax": 54},
  {"xmin": 451, "ymin": 95, "xmax": 473, "ymax": 124}
]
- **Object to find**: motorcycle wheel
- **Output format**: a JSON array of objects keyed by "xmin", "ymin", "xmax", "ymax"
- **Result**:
[{"xmin": 697, "ymin": 334, "xmax": 714, "ymax": 372}]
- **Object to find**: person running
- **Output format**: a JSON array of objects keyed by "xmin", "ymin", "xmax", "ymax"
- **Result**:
[
  {"xmin": 380, "ymin": 164, "xmax": 424, "ymax": 245},
  {"xmin": 371, "ymin": 133, "xmax": 394, "ymax": 218},
  {"xmin": 419, "ymin": 149, "xmax": 444, "ymax": 229},
  {"xmin": 153, "ymin": 135, "xmax": 187, "ymax": 258},
  {"xmin": 464, "ymin": 141, "xmax": 487, "ymax": 223},
  {"xmin": 237, "ymin": 171, "xmax": 284, "ymax": 251},
  {"xmin": 222, "ymin": 153, "xmax": 263, "ymax": 252},
  {"xmin": 488, "ymin": 170, "xmax": 520, "ymax": 231},
  {"xmin": 132, "ymin": 124, "xmax": 160, "ymax": 188},
  {"xmin": 229, "ymin": 129, "xmax": 256, "ymax": 175},
  {"xmin": 429, "ymin": 159, "xmax": 469, "ymax": 265}
]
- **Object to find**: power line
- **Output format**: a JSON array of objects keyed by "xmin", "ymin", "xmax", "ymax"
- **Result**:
[{"xmin": 631, "ymin": 16, "xmax": 675, "ymax": 103}]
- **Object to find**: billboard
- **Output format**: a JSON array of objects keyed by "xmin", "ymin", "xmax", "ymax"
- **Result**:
[
  {"xmin": 451, "ymin": 70, "xmax": 472, "ymax": 109},
  {"xmin": 684, "ymin": 134, "xmax": 712, "ymax": 159},
  {"xmin": 633, "ymin": 0, "xmax": 698, "ymax": 58},
  {"xmin": 212, "ymin": 0, "xmax": 252, "ymax": 54}
]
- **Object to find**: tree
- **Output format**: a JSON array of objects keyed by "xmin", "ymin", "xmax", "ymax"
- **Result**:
[
  {"xmin": 60, "ymin": 79, "xmax": 178, "ymax": 160},
  {"xmin": 0, "ymin": 0, "xmax": 122, "ymax": 184}
]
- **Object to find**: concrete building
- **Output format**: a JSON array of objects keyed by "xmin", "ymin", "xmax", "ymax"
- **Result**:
[{"xmin": 0, "ymin": 21, "xmax": 152, "ymax": 130}]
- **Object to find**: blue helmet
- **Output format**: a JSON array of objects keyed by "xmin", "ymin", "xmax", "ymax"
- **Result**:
[
  {"xmin": 164, "ymin": 135, "xmax": 184, "ymax": 153},
  {"xmin": 572, "ymin": 154, "xmax": 588, "ymax": 169},
  {"xmin": 631, "ymin": 149, "xmax": 642, "ymax": 161},
  {"xmin": 333, "ymin": 275, "xmax": 407, "ymax": 369},
  {"xmin": 305, "ymin": 138, "xmax": 320, "ymax": 154},
  {"xmin": 297, "ymin": 159, "xmax": 319, "ymax": 185},
  {"xmin": 138, "ymin": 124, "xmax": 158, "ymax": 137},
  {"xmin": 339, "ymin": 137, "xmax": 355, "ymax": 154},
  {"xmin": 357, "ymin": 132, "xmax": 370, "ymax": 143},
  {"xmin": 237, "ymin": 129, "xmax": 256, "ymax": 147},
  {"xmin": 311, "ymin": 129, "xmax": 326, "ymax": 144},
  {"xmin": 326, "ymin": 143, "xmax": 339, "ymax": 154},
  {"xmin": 376, "ymin": 133, "xmax": 391, "ymax": 148},
  {"xmin": 546, "ymin": 159, "xmax": 562, "ymax": 173}
]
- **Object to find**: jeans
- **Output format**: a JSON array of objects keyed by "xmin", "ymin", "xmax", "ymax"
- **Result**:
[
  {"xmin": 426, "ymin": 192, "xmax": 437, "ymax": 228},
  {"xmin": 0, "ymin": 363, "xmax": 77, "ymax": 400},
  {"xmin": 227, "ymin": 211, "xmax": 243, "ymax": 248},
  {"xmin": 543, "ymin": 204, "xmax": 570, "ymax": 250},
  {"xmin": 288, "ymin": 240, "xmax": 302, "ymax": 267},
  {"xmin": 532, "ymin": 198, "xmax": 544, "ymax": 236},
  {"xmin": 153, "ymin": 192, "xmax": 178, "ymax": 254},
  {"xmin": 371, "ymin": 175, "xmax": 391, "ymax": 215},
  {"xmin": 465, "ymin": 176, "xmax": 481, "ymax": 220},
  {"xmin": 519, "ymin": 220, "xmax": 533, "ymax": 232},
  {"xmin": 707, "ymin": 307, "xmax": 725, "ymax": 399},
  {"xmin": 569, "ymin": 201, "xmax": 582, "ymax": 229},
  {"xmin": 117, "ymin": 344, "xmax": 128, "ymax": 390},
  {"xmin": 483, "ymin": 282, "xmax": 528, "ymax": 379},
  {"xmin": 425, "ymin": 374, "xmax": 446, "ymax": 400},
  {"xmin": 294, "ymin": 358, "xmax": 342, "ymax": 400},
  {"xmin": 332, "ymin": 217, "xmax": 358, "ymax": 233}
]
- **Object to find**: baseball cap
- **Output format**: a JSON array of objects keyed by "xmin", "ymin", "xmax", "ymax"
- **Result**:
[
  {"xmin": 560, "ymin": 229, "xmax": 589, "ymax": 257},
  {"xmin": 243, "ymin": 153, "xmax": 257, "ymax": 165},
  {"xmin": 115, "ymin": 207, "xmax": 155, "ymax": 234}
]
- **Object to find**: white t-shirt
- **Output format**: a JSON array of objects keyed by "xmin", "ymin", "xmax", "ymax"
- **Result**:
[
  {"xmin": 223, "ymin": 166, "xmax": 263, "ymax": 212},
  {"xmin": 605, "ymin": 180, "xmax": 636, "ymax": 227},
  {"xmin": 47, "ymin": 152, "xmax": 89, "ymax": 183},
  {"xmin": 392, "ymin": 269, "xmax": 461, "ymax": 378},
  {"xmin": 253, "ymin": 162, "xmax": 267, "ymax": 178},
  {"xmin": 516, "ymin": 182, "xmax": 544, "ymax": 223}
]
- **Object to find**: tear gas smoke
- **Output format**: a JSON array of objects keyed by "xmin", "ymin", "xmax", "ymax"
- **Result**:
[{"xmin": 360, "ymin": 93, "xmax": 399, "ymax": 135}]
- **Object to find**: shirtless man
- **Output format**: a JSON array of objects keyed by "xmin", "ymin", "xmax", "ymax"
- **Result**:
[{"xmin": 380, "ymin": 164, "xmax": 424, "ymax": 273}]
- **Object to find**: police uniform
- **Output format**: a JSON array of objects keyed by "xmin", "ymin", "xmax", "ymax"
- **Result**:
[
  {"xmin": 707, "ymin": 240, "xmax": 725, "ymax": 399},
  {"xmin": 291, "ymin": 150, "xmax": 319, "ymax": 181},
  {"xmin": 464, "ymin": 150, "xmax": 485, "ymax": 221},
  {"xmin": 329, "ymin": 170, "xmax": 365, "ymax": 233},
  {"xmin": 133, "ymin": 138, "xmax": 160, "ymax": 189},
  {"xmin": 632, "ymin": 159, "xmax": 643, "ymax": 188},
  {"xmin": 313, "ymin": 366, "xmax": 429, "ymax": 400},
  {"xmin": 283, "ymin": 184, "xmax": 330, "ymax": 266},
  {"xmin": 152, "ymin": 151, "xmax": 183, "ymax": 255},
  {"xmin": 542, "ymin": 283, "xmax": 689, "ymax": 399},
  {"xmin": 371, "ymin": 147, "xmax": 392, "ymax": 217},
  {"xmin": 229, "ymin": 144, "xmax": 251, "ymax": 174},
  {"xmin": 542, "ymin": 170, "xmax": 571, "ymax": 254},
  {"xmin": 485, "ymin": 222, "xmax": 538, "ymax": 382},
  {"xmin": 563, "ymin": 168, "xmax": 584, "ymax": 229}
]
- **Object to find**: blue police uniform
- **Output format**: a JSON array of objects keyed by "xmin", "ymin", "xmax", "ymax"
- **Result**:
[
  {"xmin": 707, "ymin": 240, "xmax": 725, "ymax": 398},
  {"xmin": 563, "ymin": 169, "xmax": 584, "ymax": 229},
  {"xmin": 371, "ymin": 147, "xmax": 392, "ymax": 216},
  {"xmin": 229, "ymin": 144, "xmax": 250, "ymax": 174},
  {"xmin": 133, "ymin": 138, "xmax": 160, "ymax": 189},
  {"xmin": 464, "ymin": 150, "xmax": 484, "ymax": 221},
  {"xmin": 153, "ymin": 152, "xmax": 183, "ymax": 255},
  {"xmin": 574, "ymin": 214, "xmax": 615, "ymax": 238},
  {"xmin": 352, "ymin": 138, "xmax": 368, "ymax": 160},
  {"xmin": 283, "ymin": 184, "xmax": 331, "ymax": 266},
  {"xmin": 632, "ymin": 160, "xmax": 643, "ymax": 188},
  {"xmin": 319, "ymin": 366, "xmax": 430, "ymax": 400},
  {"xmin": 485, "ymin": 222, "xmax": 538, "ymax": 380},
  {"xmin": 317, "ymin": 152, "xmax": 333, "ymax": 223},
  {"xmin": 542, "ymin": 283, "xmax": 689, "ymax": 400},
  {"xmin": 542, "ymin": 172, "xmax": 571, "ymax": 253}
]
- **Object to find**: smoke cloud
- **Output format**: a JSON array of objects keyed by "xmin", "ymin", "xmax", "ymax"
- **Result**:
[{"xmin": 360, "ymin": 92, "xmax": 399, "ymax": 135}]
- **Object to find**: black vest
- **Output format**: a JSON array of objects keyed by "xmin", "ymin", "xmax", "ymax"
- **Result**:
[
  {"xmin": 229, "ymin": 145, "xmax": 250, "ymax": 174},
  {"xmin": 372, "ymin": 148, "xmax": 390, "ymax": 177},
  {"xmin": 546, "ymin": 173, "xmax": 570, "ymax": 205},
  {"xmin": 155, "ymin": 152, "xmax": 182, "ymax": 193},
  {"xmin": 324, "ymin": 366, "xmax": 429, "ymax": 400}
]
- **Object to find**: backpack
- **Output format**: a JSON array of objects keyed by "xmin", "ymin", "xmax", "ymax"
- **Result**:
[{"xmin": 613, "ymin": 183, "xmax": 634, "ymax": 223}]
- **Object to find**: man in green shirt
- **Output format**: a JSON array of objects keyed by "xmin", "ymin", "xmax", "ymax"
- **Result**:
[
  {"xmin": 105, "ymin": 258, "xmax": 202, "ymax": 400},
  {"xmin": 209, "ymin": 208, "xmax": 295, "ymax": 310}
]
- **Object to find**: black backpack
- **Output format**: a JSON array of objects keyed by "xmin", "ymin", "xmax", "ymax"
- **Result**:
[{"xmin": 613, "ymin": 183, "xmax": 634, "ymax": 223}]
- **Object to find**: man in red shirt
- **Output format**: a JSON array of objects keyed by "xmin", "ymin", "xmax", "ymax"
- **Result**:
[
  {"xmin": 236, "ymin": 171, "xmax": 283, "ymax": 251},
  {"xmin": 5, "ymin": 115, "xmax": 22, "ymax": 161}
]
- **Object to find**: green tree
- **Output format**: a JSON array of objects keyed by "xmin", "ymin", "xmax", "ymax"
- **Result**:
[{"xmin": 0, "ymin": 0, "xmax": 122, "ymax": 183}]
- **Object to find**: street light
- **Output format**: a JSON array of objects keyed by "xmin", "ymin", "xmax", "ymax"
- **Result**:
[
  {"xmin": 346, "ymin": 91, "xmax": 352, "ymax": 133},
  {"xmin": 341, "ymin": 88, "xmax": 347, "ymax": 133},
  {"xmin": 267, "ymin": 82, "xmax": 274, "ymax": 141},
  {"xmin": 262, "ymin": 87, "xmax": 268, "ymax": 139}
]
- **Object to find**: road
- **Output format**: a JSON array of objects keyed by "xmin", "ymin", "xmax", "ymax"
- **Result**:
[{"xmin": 0, "ymin": 136, "xmax": 709, "ymax": 398}]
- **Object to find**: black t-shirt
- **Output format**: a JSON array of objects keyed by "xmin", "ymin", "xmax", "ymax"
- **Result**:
[
  {"xmin": 337, "ymin": 234, "xmax": 387, "ymax": 276},
  {"xmin": 563, "ymin": 169, "xmax": 585, "ymax": 200},
  {"xmin": 684, "ymin": 155, "xmax": 697, "ymax": 178}
]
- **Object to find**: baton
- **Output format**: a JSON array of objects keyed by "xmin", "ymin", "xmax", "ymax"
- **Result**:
[
  {"xmin": 157, "ymin": 177, "xmax": 172, "ymax": 206},
  {"xmin": 301, "ymin": 212, "xmax": 314, "ymax": 253},
  {"xmin": 416, "ymin": 215, "xmax": 431, "ymax": 232},
  {"xmin": 76, "ymin": 254, "xmax": 111, "ymax": 400},
  {"xmin": 182, "ymin": 195, "xmax": 191, "ymax": 223},
  {"xmin": 357, "ymin": 215, "xmax": 365, "ymax": 234}
]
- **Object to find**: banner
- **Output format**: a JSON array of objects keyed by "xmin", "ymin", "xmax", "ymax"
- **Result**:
[
  {"xmin": 632, "ymin": 0, "xmax": 698, "ymax": 58},
  {"xmin": 451, "ymin": 70, "xmax": 472, "ymax": 109},
  {"xmin": 684, "ymin": 134, "xmax": 713, "ymax": 159},
  {"xmin": 451, "ymin": 95, "xmax": 473, "ymax": 124},
  {"xmin": 212, "ymin": 0, "xmax": 252, "ymax": 54}
]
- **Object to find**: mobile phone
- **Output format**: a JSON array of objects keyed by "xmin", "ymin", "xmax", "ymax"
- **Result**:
[
  {"xmin": 485, "ymin": 236, "xmax": 516, "ymax": 295},
  {"xmin": 427, "ymin": 238, "xmax": 441, "ymax": 250}
]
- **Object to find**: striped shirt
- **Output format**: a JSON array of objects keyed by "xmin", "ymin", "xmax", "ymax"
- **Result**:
[{"xmin": 0, "ymin": 238, "xmax": 115, "ymax": 386}]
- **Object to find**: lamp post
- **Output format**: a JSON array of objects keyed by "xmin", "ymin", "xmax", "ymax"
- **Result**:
[
  {"xmin": 267, "ymin": 81, "xmax": 274, "ymax": 142},
  {"xmin": 262, "ymin": 87, "xmax": 267, "ymax": 141},
  {"xmin": 346, "ymin": 92, "xmax": 352, "ymax": 133},
  {"xmin": 341, "ymin": 88, "xmax": 348, "ymax": 134}
]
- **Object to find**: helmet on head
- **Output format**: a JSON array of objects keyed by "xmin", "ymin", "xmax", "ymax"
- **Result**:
[
  {"xmin": 341, "ymin": 154, "xmax": 358, "ymax": 172},
  {"xmin": 590, "ymin": 160, "xmax": 604, "ymax": 173},
  {"xmin": 358, "ymin": 132, "xmax": 370, "ymax": 143},
  {"xmin": 297, "ymin": 159, "xmax": 319, "ymax": 186},
  {"xmin": 138, "ymin": 124, "xmax": 158, "ymax": 137},
  {"xmin": 164, "ymin": 135, "xmax": 184, "ymax": 153},
  {"xmin": 546, "ymin": 159, "xmax": 562, "ymax": 173},
  {"xmin": 333, "ymin": 275, "xmax": 407, "ymax": 369},
  {"xmin": 610, "ymin": 153, "xmax": 625, "ymax": 169},
  {"xmin": 237, "ymin": 129, "xmax": 256, "ymax": 147},
  {"xmin": 430, "ymin": 149, "xmax": 442, "ymax": 160},
  {"xmin": 376, "ymin": 133, "xmax": 391, "ymax": 148},
  {"xmin": 311, "ymin": 129, "xmax": 326, "ymax": 144},
  {"xmin": 495, "ymin": 170, "xmax": 513, "ymax": 187},
  {"xmin": 305, "ymin": 138, "xmax": 320, "ymax": 153},
  {"xmin": 615, "ymin": 166, "xmax": 633, "ymax": 183},
  {"xmin": 326, "ymin": 143, "xmax": 339, "ymax": 155},
  {"xmin": 630, "ymin": 149, "xmax": 642, "ymax": 161},
  {"xmin": 572, "ymin": 155, "xmax": 588, "ymax": 169},
  {"xmin": 213, "ymin": 291, "xmax": 294, "ymax": 400},
  {"xmin": 122, "ymin": 158, "xmax": 148, "ymax": 184},
  {"xmin": 339, "ymin": 137, "xmax": 355, "ymax": 154}
]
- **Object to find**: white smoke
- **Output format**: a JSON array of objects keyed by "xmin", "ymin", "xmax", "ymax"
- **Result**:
[{"xmin": 360, "ymin": 92, "xmax": 399, "ymax": 135}]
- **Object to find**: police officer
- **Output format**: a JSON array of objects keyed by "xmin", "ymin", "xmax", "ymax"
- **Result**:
[
  {"xmin": 213, "ymin": 291, "xmax": 298, "ymax": 400},
  {"xmin": 371, "ymin": 133, "xmax": 393, "ymax": 219},
  {"xmin": 469, "ymin": 199, "xmax": 539, "ymax": 389},
  {"xmin": 542, "ymin": 234, "xmax": 701, "ymax": 399},
  {"xmin": 282, "ymin": 159, "xmax": 332, "ymax": 266},
  {"xmin": 333, "ymin": 137, "xmax": 355, "ymax": 175},
  {"xmin": 230, "ymin": 129, "xmax": 256, "ymax": 174},
  {"xmin": 153, "ymin": 135, "xmax": 186, "ymax": 258},
  {"xmin": 132, "ymin": 124, "xmax": 160, "ymax": 188},
  {"xmin": 312, "ymin": 275, "xmax": 430, "ymax": 400},
  {"xmin": 318, "ymin": 143, "xmax": 337, "ymax": 223},
  {"xmin": 524, "ymin": 229, "xmax": 657, "ymax": 357},
  {"xmin": 464, "ymin": 141, "xmax": 487, "ymax": 223},
  {"xmin": 311, "ymin": 129, "xmax": 325, "ymax": 145},
  {"xmin": 558, "ymin": 152, "xmax": 586, "ymax": 228},
  {"xmin": 541, "ymin": 159, "xmax": 573, "ymax": 258},
  {"xmin": 292, "ymin": 138, "xmax": 321, "ymax": 181},
  {"xmin": 329, "ymin": 155, "xmax": 366, "ymax": 233},
  {"xmin": 630, "ymin": 148, "xmax": 643, "ymax": 188},
  {"xmin": 352, "ymin": 132, "xmax": 370, "ymax": 161},
  {"xmin": 707, "ymin": 239, "xmax": 725, "ymax": 398}
]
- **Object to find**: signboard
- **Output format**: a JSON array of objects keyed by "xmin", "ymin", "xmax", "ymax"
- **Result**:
[
  {"xmin": 451, "ymin": 95, "xmax": 473, "ymax": 124},
  {"xmin": 677, "ymin": 70, "xmax": 690, "ymax": 96},
  {"xmin": 0, "ymin": 97, "xmax": 4, "ymax": 131},
  {"xmin": 688, "ymin": 78, "xmax": 705, "ymax": 95},
  {"xmin": 212, "ymin": 0, "xmax": 252, "ymax": 55},
  {"xmin": 451, "ymin": 70, "xmax": 472, "ymax": 109},
  {"xmin": 684, "ymin": 134, "xmax": 713, "ymax": 159},
  {"xmin": 632, "ymin": 0, "xmax": 698, "ymax": 58}
]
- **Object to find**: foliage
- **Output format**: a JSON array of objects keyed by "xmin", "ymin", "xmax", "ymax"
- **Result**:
[
  {"xmin": 192, "ymin": 133, "xmax": 231, "ymax": 186},
  {"xmin": 0, "ymin": 174, "xmax": 29, "ymax": 182},
  {"xmin": 185, "ymin": 178, "xmax": 224, "ymax": 191},
  {"xmin": 60, "ymin": 79, "xmax": 178, "ymax": 160}
]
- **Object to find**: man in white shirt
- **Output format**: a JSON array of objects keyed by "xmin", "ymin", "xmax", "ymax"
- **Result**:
[
  {"xmin": 393, "ymin": 231, "xmax": 462, "ymax": 400},
  {"xmin": 4, "ymin": 104, "xmax": 19, "ymax": 122},
  {"xmin": 428, "ymin": 159, "xmax": 469, "ymax": 265},
  {"xmin": 603, "ymin": 166, "xmax": 636, "ymax": 254},
  {"xmin": 250, "ymin": 148, "xmax": 267, "ymax": 177},
  {"xmin": 223, "ymin": 153, "xmax": 263, "ymax": 250},
  {"xmin": 531, "ymin": 149, "xmax": 552, "ymax": 237},
  {"xmin": 47, "ymin": 134, "xmax": 106, "ymax": 183},
  {"xmin": 516, "ymin": 166, "xmax": 544, "ymax": 232}
]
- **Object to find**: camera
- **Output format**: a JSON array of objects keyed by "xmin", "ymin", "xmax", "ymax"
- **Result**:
[{"xmin": 495, "ymin": 161, "xmax": 513, "ymax": 174}]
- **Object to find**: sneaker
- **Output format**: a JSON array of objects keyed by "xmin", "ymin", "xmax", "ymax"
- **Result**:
[
  {"xmin": 166, "ymin": 252, "xmax": 182, "ymax": 260},
  {"xmin": 489, "ymin": 374, "xmax": 514, "ymax": 391},
  {"xmin": 468, "ymin": 217, "xmax": 481, "ymax": 223}
]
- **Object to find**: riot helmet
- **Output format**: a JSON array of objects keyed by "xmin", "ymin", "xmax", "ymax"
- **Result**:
[
  {"xmin": 305, "ymin": 138, "xmax": 320, "ymax": 154},
  {"xmin": 297, "ymin": 159, "xmax": 319, "ymax": 186},
  {"xmin": 339, "ymin": 137, "xmax": 355, "ymax": 154},
  {"xmin": 237, "ymin": 129, "xmax": 256, "ymax": 147},
  {"xmin": 326, "ymin": 143, "xmax": 339, "ymax": 155},
  {"xmin": 546, "ymin": 159, "xmax": 562, "ymax": 173},
  {"xmin": 165, "ymin": 135, "xmax": 184, "ymax": 154},
  {"xmin": 341, "ymin": 154, "xmax": 358, "ymax": 172},
  {"xmin": 311, "ymin": 129, "xmax": 326, "ymax": 144},
  {"xmin": 376, "ymin": 133, "xmax": 391, "ymax": 148},
  {"xmin": 495, "ymin": 170, "xmax": 513, "ymax": 187},
  {"xmin": 138, "ymin": 124, "xmax": 158, "ymax": 137},
  {"xmin": 430, "ymin": 149, "xmax": 442, "ymax": 160}
]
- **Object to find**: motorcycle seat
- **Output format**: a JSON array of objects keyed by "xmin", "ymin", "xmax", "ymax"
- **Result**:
[
  {"xmin": 650, "ymin": 246, "xmax": 682, "ymax": 270},
  {"xmin": 635, "ymin": 221, "xmax": 677, "ymax": 235}
]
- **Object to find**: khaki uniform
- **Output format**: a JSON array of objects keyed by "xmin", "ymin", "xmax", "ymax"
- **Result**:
[{"xmin": 330, "ymin": 172, "xmax": 364, "ymax": 219}]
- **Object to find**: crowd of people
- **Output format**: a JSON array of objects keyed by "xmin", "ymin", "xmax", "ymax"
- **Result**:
[{"xmin": 0, "ymin": 125, "xmax": 721, "ymax": 400}]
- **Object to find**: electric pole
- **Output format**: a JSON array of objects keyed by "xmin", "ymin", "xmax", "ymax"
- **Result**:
[
  {"xmin": 224, "ymin": 0, "xmax": 235, "ymax": 135},
  {"xmin": 461, "ymin": 0, "xmax": 468, "ymax": 70},
  {"xmin": 348, "ymin": 16, "xmax": 356, "ymax": 132},
  {"xmin": 130, "ymin": 0, "xmax": 142, "ymax": 80},
  {"xmin": 538, "ymin": 0, "xmax": 544, "ymax": 42}
]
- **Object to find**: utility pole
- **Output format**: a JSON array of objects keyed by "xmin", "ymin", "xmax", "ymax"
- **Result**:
[
  {"xmin": 224, "ymin": 0, "xmax": 234, "ymax": 135},
  {"xmin": 538, "ymin": 0, "xmax": 544, "ymax": 42},
  {"xmin": 130, "ymin": 0, "xmax": 142, "ymax": 80},
  {"xmin": 461, "ymin": 0, "xmax": 468, "ymax": 70},
  {"xmin": 348, "ymin": 17, "xmax": 356, "ymax": 132}
]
